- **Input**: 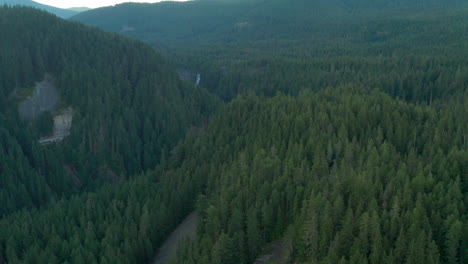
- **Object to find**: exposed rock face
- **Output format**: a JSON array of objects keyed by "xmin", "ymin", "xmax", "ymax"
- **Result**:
[
  {"xmin": 18, "ymin": 75, "xmax": 74, "ymax": 145},
  {"xmin": 53, "ymin": 107, "xmax": 73, "ymax": 137},
  {"xmin": 38, "ymin": 107, "xmax": 73, "ymax": 145},
  {"xmin": 18, "ymin": 75, "xmax": 59, "ymax": 121}
]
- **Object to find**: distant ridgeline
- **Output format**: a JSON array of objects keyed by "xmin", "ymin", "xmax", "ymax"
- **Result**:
[
  {"xmin": 0, "ymin": 0, "xmax": 79, "ymax": 18},
  {"xmin": 0, "ymin": 6, "xmax": 219, "ymax": 217},
  {"xmin": 73, "ymin": 0, "xmax": 468, "ymax": 102},
  {"xmin": 71, "ymin": 0, "xmax": 468, "ymax": 44}
]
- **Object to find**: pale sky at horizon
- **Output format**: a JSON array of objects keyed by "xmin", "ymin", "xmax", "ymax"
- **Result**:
[{"xmin": 34, "ymin": 0, "xmax": 189, "ymax": 9}]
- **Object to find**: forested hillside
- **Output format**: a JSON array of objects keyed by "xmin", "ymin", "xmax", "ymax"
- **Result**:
[
  {"xmin": 1, "ymin": 88, "xmax": 466, "ymax": 263},
  {"xmin": 72, "ymin": 0, "xmax": 468, "ymax": 45},
  {"xmin": 73, "ymin": 0, "xmax": 468, "ymax": 101},
  {"xmin": 172, "ymin": 90, "xmax": 467, "ymax": 263},
  {"xmin": 0, "ymin": 6, "xmax": 219, "ymax": 217},
  {"xmin": 0, "ymin": 1, "xmax": 467, "ymax": 264},
  {"xmin": 0, "ymin": 0, "xmax": 78, "ymax": 18}
]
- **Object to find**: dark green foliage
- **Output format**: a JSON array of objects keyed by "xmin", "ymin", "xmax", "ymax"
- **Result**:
[
  {"xmin": 171, "ymin": 89, "xmax": 466, "ymax": 263},
  {"xmin": 74, "ymin": 0, "xmax": 468, "ymax": 103},
  {"xmin": 73, "ymin": 0, "xmax": 468, "ymax": 45},
  {"xmin": 0, "ymin": 6, "xmax": 220, "ymax": 216},
  {"xmin": 0, "ymin": 1, "xmax": 466, "ymax": 264},
  {"xmin": 35, "ymin": 111, "xmax": 53, "ymax": 137},
  {"xmin": 0, "ymin": 171, "xmax": 190, "ymax": 264},
  {"xmin": 167, "ymin": 8, "xmax": 468, "ymax": 102},
  {"xmin": 0, "ymin": 102, "xmax": 72, "ymax": 214},
  {"xmin": 4, "ymin": 87, "xmax": 462, "ymax": 263}
]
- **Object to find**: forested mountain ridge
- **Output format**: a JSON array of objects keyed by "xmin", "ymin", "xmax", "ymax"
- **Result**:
[
  {"xmin": 0, "ymin": 1, "xmax": 466, "ymax": 264},
  {"xmin": 72, "ymin": 0, "xmax": 468, "ymax": 102},
  {"xmin": 72, "ymin": 0, "xmax": 468, "ymax": 45},
  {"xmin": 0, "ymin": 0, "xmax": 78, "ymax": 18},
  {"xmin": 0, "ymin": 6, "xmax": 220, "ymax": 217}
]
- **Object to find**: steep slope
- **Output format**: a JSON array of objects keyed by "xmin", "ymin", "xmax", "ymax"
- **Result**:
[
  {"xmin": 0, "ymin": 0, "xmax": 78, "ymax": 18},
  {"xmin": 0, "ymin": 6, "xmax": 220, "ymax": 217}
]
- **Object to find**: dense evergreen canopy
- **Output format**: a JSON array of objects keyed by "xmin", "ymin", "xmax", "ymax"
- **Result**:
[
  {"xmin": 172, "ymin": 89, "xmax": 467, "ymax": 263},
  {"xmin": 1, "ymin": 88, "xmax": 466, "ymax": 263},
  {"xmin": 0, "ymin": 6, "xmax": 219, "ymax": 216},
  {"xmin": 0, "ymin": 1, "xmax": 467, "ymax": 263},
  {"xmin": 73, "ymin": 0, "xmax": 468, "ymax": 102}
]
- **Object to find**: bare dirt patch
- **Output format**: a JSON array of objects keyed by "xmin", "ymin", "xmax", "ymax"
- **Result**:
[
  {"xmin": 254, "ymin": 239, "xmax": 291, "ymax": 264},
  {"xmin": 18, "ymin": 74, "xmax": 59, "ymax": 121},
  {"xmin": 153, "ymin": 212, "xmax": 197, "ymax": 264},
  {"xmin": 38, "ymin": 107, "xmax": 73, "ymax": 145},
  {"xmin": 52, "ymin": 107, "xmax": 73, "ymax": 137}
]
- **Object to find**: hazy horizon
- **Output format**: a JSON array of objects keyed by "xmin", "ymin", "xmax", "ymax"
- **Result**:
[{"xmin": 34, "ymin": 0, "xmax": 190, "ymax": 9}]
